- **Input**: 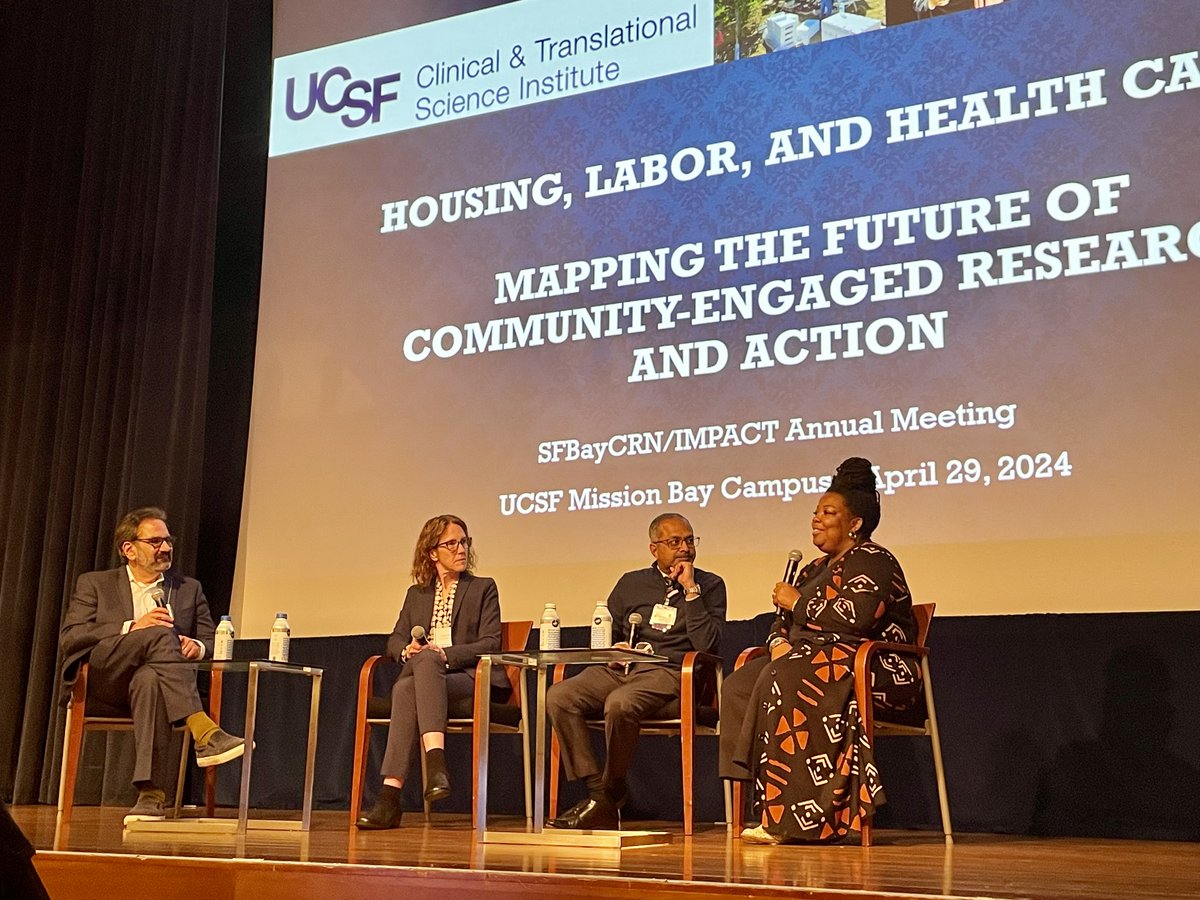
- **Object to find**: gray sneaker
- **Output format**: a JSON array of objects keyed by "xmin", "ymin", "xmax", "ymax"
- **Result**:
[
  {"xmin": 123, "ymin": 794, "xmax": 166, "ymax": 825},
  {"xmin": 195, "ymin": 728, "xmax": 246, "ymax": 767}
]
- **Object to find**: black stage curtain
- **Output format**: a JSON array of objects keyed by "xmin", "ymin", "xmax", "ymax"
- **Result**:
[{"xmin": 0, "ymin": 0, "xmax": 232, "ymax": 804}]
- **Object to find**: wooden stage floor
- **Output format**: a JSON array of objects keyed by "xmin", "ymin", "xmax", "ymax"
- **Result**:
[{"xmin": 14, "ymin": 806, "xmax": 1198, "ymax": 900}]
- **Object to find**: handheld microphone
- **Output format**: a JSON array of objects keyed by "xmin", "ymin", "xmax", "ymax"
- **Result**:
[
  {"xmin": 782, "ymin": 549, "xmax": 804, "ymax": 586},
  {"xmin": 627, "ymin": 612, "xmax": 643, "ymax": 645},
  {"xmin": 775, "ymin": 549, "xmax": 805, "ymax": 631},
  {"xmin": 411, "ymin": 625, "xmax": 429, "ymax": 645},
  {"xmin": 149, "ymin": 586, "xmax": 178, "ymax": 634}
]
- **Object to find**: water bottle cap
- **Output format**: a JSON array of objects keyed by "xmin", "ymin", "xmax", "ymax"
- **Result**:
[
  {"xmin": 276, "ymin": 612, "xmax": 287, "ymax": 617},
  {"xmin": 220, "ymin": 615, "xmax": 231, "ymax": 621}
]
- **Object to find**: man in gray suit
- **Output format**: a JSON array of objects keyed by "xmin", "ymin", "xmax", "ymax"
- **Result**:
[{"xmin": 60, "ymin": 506, "xmax": 244, "ymax": 825}]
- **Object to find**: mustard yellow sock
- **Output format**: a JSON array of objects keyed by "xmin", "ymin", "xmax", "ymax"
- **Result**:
[{"xmin": 186, "ymin": 711, "xmax": 220, "ymax": 745}]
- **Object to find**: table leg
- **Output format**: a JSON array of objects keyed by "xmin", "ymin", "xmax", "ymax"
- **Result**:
[
  {"xmin": 238, "ymin": 662, "xmax": 260, "ymax": 835},
  {"xmin": 206, "ymin": 668, "xmax": 223, "ymax": 815},
  {"xmin": 301, "ymin": 670, "xmax": 320, "ymax": 832},
  {"xmin": 474, "ymin": 657, "xmax": 492, "ymax": 841},
  {"xmin": 533, "ymin": 665, "xmax": 547, "ymax": 833}
]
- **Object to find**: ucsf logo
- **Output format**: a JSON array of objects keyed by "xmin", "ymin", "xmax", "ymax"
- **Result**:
[{"xmin": 285, "ymin": 67, "xmax": 402, "ymax": 127}]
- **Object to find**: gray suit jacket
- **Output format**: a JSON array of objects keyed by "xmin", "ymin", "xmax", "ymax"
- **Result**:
[
  {"xmin": 385, "ymin": 572, "xmax": 506, "ymax": 689},
  {"xmin": 60, "ymin": 566, "xmax": 215, "ymax": 688}
]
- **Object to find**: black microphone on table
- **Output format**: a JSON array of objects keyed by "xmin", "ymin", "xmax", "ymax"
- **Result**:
[
  {"xmin": 627, "ymin": 612, "xmax": 643, "ymax": 645},
  {"xmin": 775, "ymin": 549, "xmax": 805, "ymax": 631},
  {"xmin": 410, "ymin": 625, "xmax": 429, "ymax": 645}
]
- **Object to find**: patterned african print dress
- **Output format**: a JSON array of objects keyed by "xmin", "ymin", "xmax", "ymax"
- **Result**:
[{"xmin": 746, "ymin": 542, "xmax": 922, "ymax": 842}]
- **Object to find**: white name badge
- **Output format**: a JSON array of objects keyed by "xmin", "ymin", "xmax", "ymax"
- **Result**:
[
  {"xmin": 431, "ymin": 626, "xmax": 453, "ymax": 648},
  {"xmin": 649, "ymin": 603, "xmax": 677, "ymax": 632}
]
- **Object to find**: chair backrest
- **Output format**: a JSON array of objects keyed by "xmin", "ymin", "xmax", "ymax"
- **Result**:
[
  {"xmin": 500, "ymin": 620, "xmax": 532, "ymax": 651},
  {"xmin": 912, "ymin": 602, "xmax": 935, "ymax": 648},
  {"xmin": 499, "ymin": 620, "xmax": 533, "ymax": 701}
]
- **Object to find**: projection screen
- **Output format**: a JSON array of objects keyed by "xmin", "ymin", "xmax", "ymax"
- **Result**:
[{"xmin": 234, "ymin": 0, "xmax": 1200, "ymax": 636}]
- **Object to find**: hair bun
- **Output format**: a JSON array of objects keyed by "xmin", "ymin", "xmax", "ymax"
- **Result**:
[{"xmin": 832, "ymin": 457, "xmax": 876, "ymax": 493}]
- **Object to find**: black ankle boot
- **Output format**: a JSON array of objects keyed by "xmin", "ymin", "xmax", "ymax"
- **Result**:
[
  {"xmin": 356, "ymin": 785, "xmax": 403, "ymax": 830},
  {"xmin": 423, "ymin": 748, "xmax": 450, "ymax": 803}
]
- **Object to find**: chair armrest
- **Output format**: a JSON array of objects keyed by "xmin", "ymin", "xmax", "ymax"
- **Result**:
[
  {"xmin": 680, "ymin": 651, "xmax": 722, "ymax": 710},
  {"xmin": 852, "ymin": 640, "xmax": 926, "ymax": 734},
  {"xmin": 853, "ymin": 639, "xmax": 926, "ymax": 671},
  {"xmin": 356, "ymin": 655, "xmax": 385, "ymax": 721},
  {"xmin": 71, "ymin": 662, "xmax": 90, "ymax": 708},
  {"xmin": 472, "ymin": 655, "xmax": 490, "ymax": 719},
  {"xmin": 471, "ymin": 654, "xmax": 525, "ymax": 712},
  {"xmin": 734, "ymin": 645, "xmax": 767, "ymax": 670}
]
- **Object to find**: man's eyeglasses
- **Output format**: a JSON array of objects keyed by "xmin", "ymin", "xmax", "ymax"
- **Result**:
[
  {"xmin": 132, "ymin": 536, "xmax": 176, "ymax": 548},
  {"xmin": 435, "ymin": 537, "xmax": 472, "ymax": 552},
  {"xmin": 651, "ymin": 536, "xmax": 698, "ymax": 550}
]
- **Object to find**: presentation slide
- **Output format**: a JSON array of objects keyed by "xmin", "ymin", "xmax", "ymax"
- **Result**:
[{"xmin": 236, "ymin": 0, "xmax": 1200, "ymax": 637}]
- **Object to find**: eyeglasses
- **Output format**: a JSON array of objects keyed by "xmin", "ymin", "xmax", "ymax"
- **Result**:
[
  {"xmin": 132, "ymin": 536, "xmax": 176, "ymax": 548},
  {"xmin": 651, "ymin": 536, "xmax": 698, "ymax": 549},
  {"xmin": 435, "ymin": 537, "xmax": 472, "ymax": 552}
]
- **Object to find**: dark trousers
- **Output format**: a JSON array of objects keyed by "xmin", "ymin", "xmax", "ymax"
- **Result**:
[
  {"xmin": 86, "ymin": 627, "xmax": 203, "ymax": 790},
  {"xmin": 546, "ymin": 663, "xmax": 681, "ymax": 786},
  {"xmin": 380, "ymin": 648, "xmax": 475, "ymax": 781},
  {"xmin": 718, "ymin": 653, "xmax": 770, "ymax": 780}
]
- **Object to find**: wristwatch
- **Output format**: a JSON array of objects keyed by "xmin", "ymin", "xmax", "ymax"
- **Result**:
[{"xmin": 684, "ymin": 585, "xmax": 702, "ymax": 598}]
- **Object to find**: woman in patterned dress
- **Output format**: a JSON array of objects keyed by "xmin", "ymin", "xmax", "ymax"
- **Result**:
[{"xmin": 732, "ymin": 458, "xmax": 923, "ymax": 844}]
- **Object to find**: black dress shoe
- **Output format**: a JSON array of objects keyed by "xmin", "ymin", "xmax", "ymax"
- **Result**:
[
  {"xmin": 547, "ymin": 798, "xmax": 591, "ymax": 829},
  {"xmin": 356, "ymin": 795, "xmax": 403, "ymax": 830},
  {"xmin": 423, "ymin": 769, "xmax": 450, "ymax": 803},
  {"xmin": 547, "ymin": 798, "xmax": 619, "ymax": 830}
]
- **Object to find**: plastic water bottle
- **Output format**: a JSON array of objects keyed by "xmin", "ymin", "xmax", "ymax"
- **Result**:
[
  {"xmin": 539, "ymin": 602, "xmax": 560, "ymax": 651},
  {"xmin": 590, "ymin": 601, "xmax": 613, "ymax": 649},
  {"xmin": 213, "ymin": 615, "xmax": 235, "ymax": 661},
  {"xmin": 268, "ymin": 612, "xmax": 290, "ymax": 662}
]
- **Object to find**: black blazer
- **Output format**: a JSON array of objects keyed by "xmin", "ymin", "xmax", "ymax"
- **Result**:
[
  {"xmin": 385, "ymin": 572, "xmax": 505, "ymax": 689},
  {"xmin": 59, "ymin": 567, "xmax": 214, "ymax": 687}
]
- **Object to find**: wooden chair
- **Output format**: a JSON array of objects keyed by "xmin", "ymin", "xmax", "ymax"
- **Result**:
[
  {"xmin": 730, "ymin": 603, "xmax": 952, "ymax": 846},
  {"xmin": 854, "ymin": 602, "xmax": 952, "ymax": 846},
  {"xmin": 349, "ymin": 620, "xmax": 533, "ymax": 827},
  {"xmin": 729, "ymin": 645, "xmax": 766, "ymax": 835},
  {"xmin": 546, "ymin": 650, "xmax": 722, "ymax": 835},
  {"xmin": 57, "ymin": 661, "xmax": 215, "ymax": 824}
]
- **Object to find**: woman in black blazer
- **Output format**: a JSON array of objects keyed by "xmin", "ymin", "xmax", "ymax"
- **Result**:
[{"xmin": 356, "ymin": 514, "xmax": 502, "ymax": 829}]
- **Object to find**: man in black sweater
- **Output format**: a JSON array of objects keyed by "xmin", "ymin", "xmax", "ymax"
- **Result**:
[{"xmin": 546, "ymin": 512, "xmax": 726, "ymax": 830}]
